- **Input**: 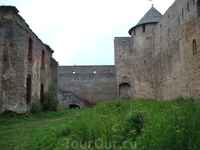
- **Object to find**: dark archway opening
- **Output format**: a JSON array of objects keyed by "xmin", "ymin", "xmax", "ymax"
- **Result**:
[
  {"xmin": 69, "ymin": 104, "xmax": 80, "ymax": 109},
  {"xmin": 119, "ymin": 83, "xmax": 131, "ymax": 99}
]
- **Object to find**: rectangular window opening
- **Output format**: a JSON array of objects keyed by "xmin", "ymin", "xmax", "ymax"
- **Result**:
[
  {"xmin": 41, "ymin": 50, "xmax": 45, "ymax": 69},
  {"xmin": 28, "ymin": 37, "xmax": 33, "ymax": 60},
  {"xmin": 142, "ymin": 24, "xmax": 145, "ymax": 33},
  {"xmin": 40, "ymin": 84, "xmax": 44, "ymax": 101},
  {"xmin": 26, "ymin": 75, "xmax": 31, "ymax": 103}
]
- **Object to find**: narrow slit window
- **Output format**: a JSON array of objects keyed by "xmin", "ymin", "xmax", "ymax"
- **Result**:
[
  {"xmin": 193, "ymin": 39, "xmax": 197, "ymax": 55},
  {"xmin": 40, "ymin": 84, "xmax": 44, "ymax": 101},
  {"xmin": 198, "ymin": 0, "xmax": 200, "ymax": 17},
  {"xmin": 28, "ymin": 38, "xmax": 33, "ymax": 60},
  {"xmin": 182, "ymin": 8, "xmax": 184, "ymax": 19},
  {"xmin": 133, "ymin": 28, "xmax": 136, "ymax": 36},
  {"xmin": 26, "ymin": 75, "xmax": 31, "ymax": 103},
  {"xmin": 142, "ymin": 24, "xmax": 145, "ymax": 33},
  {"xmin": 41, "ymin": 50, "xmax": 45, "ymax": 68}
]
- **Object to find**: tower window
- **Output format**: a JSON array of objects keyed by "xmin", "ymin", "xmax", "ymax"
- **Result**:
[
  {"xmin": 133, "ymin": 28, "xmax": 136, "ymax": 36},
  {"xmin": 193, "ymin": 39, "xmax": 197, "ymax": 55},
  {"xmin": 93, "ymin": 70, "xmax": 97, "ymax": 74},
  {"xmin": 28, "ymin": 38, "xmax": 33, "ymax": 60},
  {"xmin": 142, "ymin": 24, "xmax": 145, "ymax": 33}
]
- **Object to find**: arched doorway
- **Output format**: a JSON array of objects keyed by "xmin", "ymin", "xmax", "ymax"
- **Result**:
[
  {"xmin": 119, "ymin": 83, "xmax": 131, "ymax": 99},
  {"xmin": 69, "ymin": 104, "xmax": 80, "ymax": 109}
]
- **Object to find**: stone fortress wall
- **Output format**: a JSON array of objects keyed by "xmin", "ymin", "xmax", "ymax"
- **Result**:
[
  {"xmin": 0, "ymin": 0, "xmax": 200, "ymax": 113},
  {"xmin": 58, "ymin": 66, "xmax": 117, "ymax": 108},
  {"xmin": 59, "ymin": 0, "xmax": 200, "ymax": 108},
  {"xmin": 114, "ymin": 0, "xmax": 200, "ymax": 101}
]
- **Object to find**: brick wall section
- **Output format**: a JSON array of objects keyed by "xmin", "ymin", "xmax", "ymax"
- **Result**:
[
  {"xmin": 179, "ymin": 0, "xmax": 200, "ymax": 100},
  {"xmin": 58, "ymin": 66, "xmax": 117, "ymax": 107},
  {"xmin": 0, "ymin": 6, "xmax": 58, "ymax": 113},
  {"xmin": 153, "ymin": 1, "xmax": 182, "ymax": 100},
  {"xmin": 153, "ymin": 0, "xmax": 200, "ymax": 100},
  {"xmin": 0, "ymin": 20, "xmax": 27, "ymax": 113}
]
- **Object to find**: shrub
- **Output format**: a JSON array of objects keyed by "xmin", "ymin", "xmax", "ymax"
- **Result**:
[
  {"xmin": 30, "ymin": 100, "xmax": 42, "ymax": 113},
  {"xmin": 41, "ymin": 85, "xmax": 59, "ymax": 111}
]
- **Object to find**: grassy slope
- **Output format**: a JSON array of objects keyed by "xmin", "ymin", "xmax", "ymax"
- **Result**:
[{"xmin": 0, "ymin": 97, "xmax": 200, "ymax": 150}]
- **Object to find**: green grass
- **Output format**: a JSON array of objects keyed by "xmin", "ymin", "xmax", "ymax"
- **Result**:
[
  {"xmin": 0, "ymin": 97, "xmax": 200, "ymax": 150},
  {"xmin": 0, "ymin": 109, "xmax": 74, "ymax": 126}
]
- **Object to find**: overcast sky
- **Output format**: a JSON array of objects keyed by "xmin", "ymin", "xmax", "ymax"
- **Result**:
[{"xmin": 1, "ymin": 0, "xmax": 175, "ymax": 66}]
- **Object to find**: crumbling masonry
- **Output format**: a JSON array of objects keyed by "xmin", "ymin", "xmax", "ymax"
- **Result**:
[{"xmin": 0, "ymin": 0, "xmax": 200, "ymax": 113}]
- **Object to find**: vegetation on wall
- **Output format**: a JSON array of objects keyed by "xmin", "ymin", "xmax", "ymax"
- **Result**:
[
  {"xmin": 0, "ymin": 17, "xmax": 9, "ymax": 24},
  {"xmin": 41, "ymin": 85, "xmax": 59, "ymax": 111}
]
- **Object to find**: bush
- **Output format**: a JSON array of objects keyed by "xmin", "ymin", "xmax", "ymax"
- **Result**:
[
  {"xmin": 30, "ymin": 100, "xmax": 42, "ymax": 113},
  {"xmin": 41, "ymin": 85, "xmax": 59, "ymax": 111}
]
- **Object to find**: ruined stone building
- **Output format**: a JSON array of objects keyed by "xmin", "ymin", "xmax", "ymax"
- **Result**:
[
  {"xmin": 0, "ymin": 0, "xmax": 200, "ymax": 113},
  {"xmin": 0, "ymin": 6, "xmax": 58, "ymax": 113}
]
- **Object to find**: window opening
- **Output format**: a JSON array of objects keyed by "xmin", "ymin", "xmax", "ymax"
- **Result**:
[
  {"xmin": 93, "ymin": 70, "xmax": 97, "ymax": 74},
  {"xmin": 187, "ymin": 2, "xmax": 190, "ymax": 12},
  {"xmin": 108, "ymin": 70, "xmax": 111, "ymax": 73},
  {"xmin": 28, "ymin": 37, "xmax": 33, "ymax": 60},
  {"xmin": 41, "ymin": 50, "xmax": 45, "ymax": 69},
  {"xmin": 142, "ymin": 24, "xmax": 145, "ymax": 33},
  {"xmin": 193, "ymin": 39, "xmax": 197, "ymax": 55},
  {"xmin": 72, "ymin": 71, "xmax": 76, "ymax": 74},
  {"xmin": 182, "ymin": 8, "xmax": 184, "ymax": 19},
  {"xmin": 133, "ymin": 28, "xmax": 136, "ymax": 36},
  {"xmin": 26, "ymin": 75, "xmax": 31, "ymax": 103},
  {"xmin": 197, "ymin": 0, "xmax": 200, "ymax": 17},
  {"xmin": 40, "ymin": 84, "xmax": 44, "ymax": 101}
]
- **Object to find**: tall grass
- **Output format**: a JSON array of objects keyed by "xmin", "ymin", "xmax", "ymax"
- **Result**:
[{"xmin": 57, "ymin": 97, "xmax": 200, "ymax": 149}]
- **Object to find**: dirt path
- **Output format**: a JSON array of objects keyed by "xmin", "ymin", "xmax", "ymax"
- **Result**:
[{"xmin": 0, "ymin": 114, "xmax": 70, "ymax": 133}]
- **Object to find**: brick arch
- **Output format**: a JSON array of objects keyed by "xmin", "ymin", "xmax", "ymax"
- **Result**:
[{"xmin": 119, "ymin": 82, "xmax": 131, "ymax": 99}]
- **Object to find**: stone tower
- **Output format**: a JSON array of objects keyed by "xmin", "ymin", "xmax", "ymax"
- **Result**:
[{"xmin": 115, "ymin": 5, "xmax": 162, "ymax": 99}]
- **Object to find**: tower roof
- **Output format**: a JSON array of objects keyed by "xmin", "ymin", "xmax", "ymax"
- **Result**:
[{"xmin": 128, "ymin": 5, "xmax": 162, "ymax": 35}]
